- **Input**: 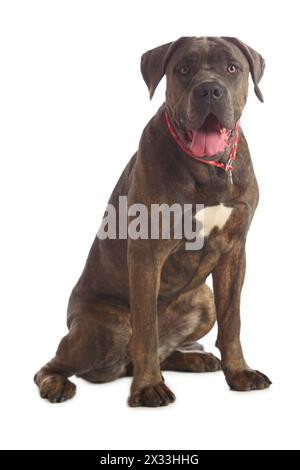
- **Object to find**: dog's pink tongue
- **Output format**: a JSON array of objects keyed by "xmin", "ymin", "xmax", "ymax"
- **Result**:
[{"xmin": 190, "ymin": 129, "xmax": 227, "ymax": 158}]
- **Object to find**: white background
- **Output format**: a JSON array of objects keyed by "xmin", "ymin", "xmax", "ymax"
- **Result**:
[{"xmin": 1, "ymin": 0, "xmax": 299, "ymax": 450}]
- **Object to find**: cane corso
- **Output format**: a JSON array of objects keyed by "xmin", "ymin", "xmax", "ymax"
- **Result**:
[{"xmin": 35, "ymin": 36, "xmax": 271, "ymax": 407}]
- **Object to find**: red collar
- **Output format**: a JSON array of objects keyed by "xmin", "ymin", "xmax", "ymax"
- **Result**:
[{"xmin": 164, "ymin": 110, "xmax": 240, "ymax": 172}]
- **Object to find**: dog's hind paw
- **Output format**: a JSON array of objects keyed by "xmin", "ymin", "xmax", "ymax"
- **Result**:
[{"xmin": 34, "ymin": 373, "xmax": 76, "ymax": 403}]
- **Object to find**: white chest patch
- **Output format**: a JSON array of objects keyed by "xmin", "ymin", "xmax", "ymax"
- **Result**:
[{"xmin": 195, "ymin": 203, "xmax": 233, "ymax": 238}]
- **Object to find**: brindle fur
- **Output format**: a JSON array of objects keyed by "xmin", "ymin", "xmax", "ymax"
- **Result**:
[{"xmin": 34, "ymin": 37, "xmax": 271, "ymax": 407}]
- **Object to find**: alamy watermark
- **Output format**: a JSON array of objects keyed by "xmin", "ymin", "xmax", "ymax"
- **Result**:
[{"xmin": 97, "ymin": 196, "xmax": 206, "ymax": 250}]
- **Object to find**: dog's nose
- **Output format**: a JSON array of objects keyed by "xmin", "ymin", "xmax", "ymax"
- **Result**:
[{"xmin": 194, "ymin": 82, "xmax": 224, "ymax": 101}]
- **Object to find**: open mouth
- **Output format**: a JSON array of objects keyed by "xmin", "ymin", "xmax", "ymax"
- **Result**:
[{"xmin": 187, "ymin": 114, "xmax": 233, "ymax": 158}]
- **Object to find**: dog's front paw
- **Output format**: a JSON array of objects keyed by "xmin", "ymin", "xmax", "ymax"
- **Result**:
[
  {"xmin": 128, "ymin": 381, "xmax": 176, "ymax": 407},
  {"xmin": 225, "ymin": 368, "xmax": 272, "ymax": 391}
]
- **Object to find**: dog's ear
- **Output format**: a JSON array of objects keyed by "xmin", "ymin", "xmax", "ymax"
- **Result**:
[
  {"xmin": 222, "ymin": 37, "xmax": 265, "ymax": 102},
  {"xmin": 141, "ymin": 37, "xmax": 190, "ymax": 99}
]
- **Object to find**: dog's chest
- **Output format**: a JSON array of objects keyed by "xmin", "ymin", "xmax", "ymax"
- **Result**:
[
  {"xmin": 159, "ymin": 203, "xmax": 234, "ymax": 296},
  {"xmin": 195, "ymin": 203, "xmax": 233, "ymax": 238}
]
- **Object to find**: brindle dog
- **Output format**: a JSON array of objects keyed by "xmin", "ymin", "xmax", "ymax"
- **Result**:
[{"xmin": 35, "ymin": 37, "xmax": 271, "ymax": 407}]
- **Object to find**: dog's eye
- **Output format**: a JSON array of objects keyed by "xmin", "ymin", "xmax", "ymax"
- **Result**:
[
  {"xmin": 227, "ymin": 64, "xmax": 238, "ymax": 74},
  {"xmin": 179, "ymin": 65, "xmax": 191, "ymax": 76}
]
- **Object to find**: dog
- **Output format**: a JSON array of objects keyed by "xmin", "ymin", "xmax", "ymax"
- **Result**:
[{"xmin": 34, "ymin": 36, "xmax": 271, "ymax": 407}]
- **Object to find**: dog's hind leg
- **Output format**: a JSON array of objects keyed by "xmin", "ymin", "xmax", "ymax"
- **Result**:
[
  {"xmin": 124, "ymin": 284, "xmax": 220, "ymax": 377},
  {"xmin": 161, "ymin": 345, "xmax": 221, "ymax": 372},
  {"xmin": 34, "ymin": 305, "xmax": 131, "ymax": 403},
  {"xmin": 159, "ymin": 284, "xmax": 221, "ymax": 373}
]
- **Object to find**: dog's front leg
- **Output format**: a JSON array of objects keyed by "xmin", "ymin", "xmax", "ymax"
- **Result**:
[
  {"xmin": 127, "ymin": 239, "xmax": 175, "ymax": 407},
  {"xmin": 213, "ymin": 242, "xmax": 271, "ymax": 391}
]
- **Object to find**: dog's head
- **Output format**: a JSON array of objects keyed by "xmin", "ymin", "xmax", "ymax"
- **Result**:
[{"xmin": 141, "ymin": 36, "xmax": 265, "ymax": 159}]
